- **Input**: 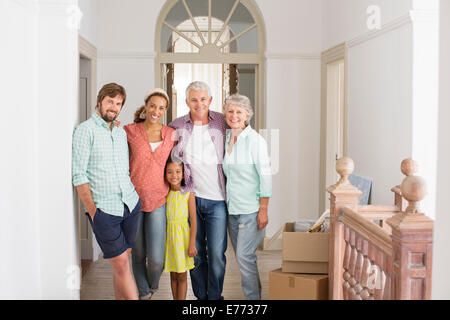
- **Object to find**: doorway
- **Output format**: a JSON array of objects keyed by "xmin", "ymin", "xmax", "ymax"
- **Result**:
[
  {"xmin": 155, "ymin": 0, "xmax": 266, "ymax": 130},
  {"xmin": 78, "ymin": 36, "xmax": 100, "ymax": 279},
  {"xmin": 325, "ymin": 59, "xmax": 345, "ymax": 193},
  {"xmin": 319, "ymin": 43, "xmax": 348, "ymax": 214},
  {"xmin": 164, "ymin": 62, "xmax": 257, "ymax": 125},
  {"xmin": 78, "ymin": 56, "xmax": 94, "ymax": 273}
]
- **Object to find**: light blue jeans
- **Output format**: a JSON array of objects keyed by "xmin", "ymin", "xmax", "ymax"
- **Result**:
[
  {"xmin": 190, "ymin": 197, "xmax": 228, "ymax": 300},
  {"xmin": 228, "ymin": 212, "xmax": 264, "ymax": 300},
  {"xmin": 131, "ymin": 203, "xmax": 166, "ymax": 298}
]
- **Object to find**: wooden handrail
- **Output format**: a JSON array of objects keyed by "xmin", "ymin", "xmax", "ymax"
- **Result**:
[
  {"xmin": 358, "ymin": 205, "xmax": 399, "ymax": 213},
  {"xmin": 329, "ymin": 157, "xmax": 433, "ymax": 300},
  {"xmin": 356, "ymin": 205, "xmax": 399, "ymax": 234},
  {"xmin": 340, "ymin": 207, "xmax": 392, "ymax": 255},
  {"xmin": 359, "ymin": 212, "xmax": 396, "ymax": 220},
  {"xmin": 390, "ymin": 186, "xmax": 401, "ymax": 194}
]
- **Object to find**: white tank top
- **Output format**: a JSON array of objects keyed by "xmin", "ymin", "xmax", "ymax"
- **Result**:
[{"xmin": 149, "ymin": 141, "xmax": 162, "ymax": 152}]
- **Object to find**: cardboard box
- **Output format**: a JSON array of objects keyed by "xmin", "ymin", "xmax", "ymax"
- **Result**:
[
  {"xmin": 269, "ymin": 268, "xmax": 328, "ymax": 300},
  {"xmin": 282, "ymin": 223, "xmax": 329, "ymax": 274}
]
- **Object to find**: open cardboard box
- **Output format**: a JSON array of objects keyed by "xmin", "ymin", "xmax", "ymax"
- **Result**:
[{"xmin": 282, "ymin": 223, "xmax": 329, "ymax": 274}]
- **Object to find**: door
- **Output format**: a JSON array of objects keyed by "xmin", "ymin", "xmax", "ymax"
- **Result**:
[
  {"xmin": 78, "ymin": 57, "xmax": 94, "ymax": 260},
  {"xmin": 324, "ymin": 59, "xmax": 346, "ymax": 210}
]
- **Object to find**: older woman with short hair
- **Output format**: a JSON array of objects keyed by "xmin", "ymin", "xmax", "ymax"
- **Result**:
[{"xmin": 222, "ymin": 93, "xmax": 272, "ymax": 300}]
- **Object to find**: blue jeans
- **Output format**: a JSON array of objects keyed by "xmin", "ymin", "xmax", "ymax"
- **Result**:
[
  {"xmin": 228, "ymin": 212, "xmax": 264, "ymax": 300},
  {"xmin": 131, "ymin": 203, "xmax": 166, "ymax": 298},
  {"xmin": 190, "ymin": 197, "xmax": 227, "ymax": 300}
]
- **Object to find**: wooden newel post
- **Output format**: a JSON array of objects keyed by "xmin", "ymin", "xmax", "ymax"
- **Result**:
[
  {"xmin": 391, "ymin": 159, "xmax": 418, "ymax": 211},
  {"xmin": 328, "ymin": 157, "xmax": 362, "ymax": 300},
  {"xmin": 386, "ymin": 163, "xmax": 434, "ymax": 300}
]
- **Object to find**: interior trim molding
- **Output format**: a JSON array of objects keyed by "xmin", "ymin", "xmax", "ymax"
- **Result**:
[
  {"xmin": 347, "ymin": 10, "xmax": 438, "ymax": 48},
  {"xmin": 265, "ymin": 52, "xmax": 321, "ymax": 60},
  {"xmin": 321, "ymin": 43, "xmax": 346, "ymax": 64},
  {"xmin": 99, "ymin": 51, "xmax": 158, "ymax": 59},
  {"xmin": 347, "ymin": 13, "xmax": 411, "ymax": 48}
]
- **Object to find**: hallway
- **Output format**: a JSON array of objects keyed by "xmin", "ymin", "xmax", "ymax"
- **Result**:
[
  {"xmin": 81, "ymin": 248, "xmax": 282, "ymax": 300},
  {"xmin": 2, "ymin": 0, "xmax": 450, "ymax": 299}
]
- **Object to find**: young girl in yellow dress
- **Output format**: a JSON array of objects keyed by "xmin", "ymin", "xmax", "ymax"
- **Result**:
[{"xmin": 164, "ymin": 158, "xmax": 197, "ymax": 300}]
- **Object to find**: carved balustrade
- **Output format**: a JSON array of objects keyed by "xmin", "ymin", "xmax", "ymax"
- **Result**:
[{"xmin": 328, "ymin": 158, "xmax": 433, "ymax": 300}]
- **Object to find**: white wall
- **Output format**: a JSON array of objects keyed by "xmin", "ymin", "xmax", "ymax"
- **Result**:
[
  {"xmin": 323, "ymin": 0, "xmax": 440, "ymax": 220},
  {"xmin": 0, "ymin": 0, "xmax": 41, "ymax": 299},
  {"xmin": 411, "ymin": 6, "xmax": 440, "ymax": 219},
  {"xmin": 259, "ymin": 0, "xmax": 322, "ymax": 53},
  {"xmin": 257, "ymin": 0, "xmax": 323, "ymax": 237},
  {"xmin": 432, "ymin": 0, "xmax": 450, "ymax": 300},
  {"xmin": 0, "ymin": 0, "xmax": 80, "ymax": 299},
  {"xmin": 98, "ymin": 0, "xmax": 163, "ymax": 53},
  {"xmin": 37, "ymin": 0, "xmax": 79, "ymax": 299},
  {"xmin": 347, "ymin": 23, "xmax": 414, "ymax": 206},
  {"xmin": 322, "ymin": 0, "xmax": 413, "ymax": 50},
  {"xmin": 96, "ymin": 0, "xmax": 323, "ymax": 239},
  {"xmin": 99, "ymin": 57, "xmax": 156, "ymax": 124},
  {"xmin": 323, "ymin": 0, "xmax": 416, "ymax": 205},
  {"xmin": 97, "ymin": 0, "xmax": 164, "ymax": 122},
  {"xmin": 265, "ymin": 58, "xmax": 321, "ymax": 236},
  {"xmin": 78, "ymin": 0, "xmax": 100, "ymax": 46}
]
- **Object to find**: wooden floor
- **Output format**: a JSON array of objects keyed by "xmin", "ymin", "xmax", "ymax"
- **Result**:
[{"xmin": 81, "ymin": 247, "xmax": 282, "ymax": 300}]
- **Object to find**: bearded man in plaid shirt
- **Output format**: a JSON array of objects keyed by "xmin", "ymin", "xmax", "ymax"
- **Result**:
[{"xmin": 72, "ymin": 83, "xmax": 141, "ymax": 300}]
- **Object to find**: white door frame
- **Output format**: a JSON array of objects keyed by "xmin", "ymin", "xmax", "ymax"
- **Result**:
[
  {"xmin": 79, "ymin": 36, "xmax": 97, "ymax": 117},
  {"xmin": 78, "ymin": 35, "xmax": 101, "ymax": 262},
  {"xmin": 319, "ymin": 43, "xmax": 348, "ymax": 215}
]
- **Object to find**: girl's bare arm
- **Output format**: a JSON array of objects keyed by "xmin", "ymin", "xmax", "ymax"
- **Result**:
[{"xmin": 188, "ymin": 192, "xmax": 198, "ymax": 256}]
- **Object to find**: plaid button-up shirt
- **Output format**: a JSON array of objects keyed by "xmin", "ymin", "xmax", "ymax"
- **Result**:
[
  {"xmin": 72, "ymin": 113, "xmax": 139, "ymax": 217},
  {"xmin": 168, "ymin": 111, "xmax": 228, "ymax": 199}
]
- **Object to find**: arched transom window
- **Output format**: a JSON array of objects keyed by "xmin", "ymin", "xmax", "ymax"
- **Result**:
[{"xmin": 155, "ymin": 0, "xmax": 266, "ymax": 129}]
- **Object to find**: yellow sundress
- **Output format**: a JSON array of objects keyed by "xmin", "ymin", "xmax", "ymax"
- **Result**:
[{"xmin": 164, "ymin": 190, "xmax": 195, "ymax": 273}]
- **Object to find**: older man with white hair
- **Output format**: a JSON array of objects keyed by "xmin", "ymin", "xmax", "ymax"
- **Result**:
[{"xmin": 168, "ymin": 81, "xmax": 228, "ymax": 300}]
